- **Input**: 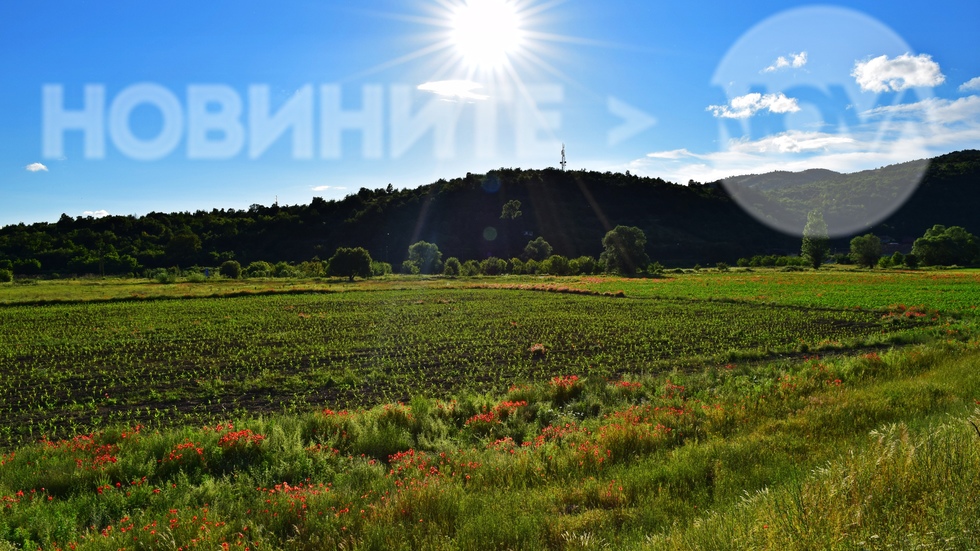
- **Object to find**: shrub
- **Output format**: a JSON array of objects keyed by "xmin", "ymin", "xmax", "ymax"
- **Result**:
[
  {"xmin": 154, "ymin": 270, "xmax": 177, "ymax": 284},
  {"xmin": 245, "ymin": 261, "xmax": 274, "ymax": 278},
  {"xmin": 541, "ymin": 255, "xmax": 571, "ymax": 276},
  {"xmin": 461, "ymin": 260, "xmax": 481, "ymax": 277},
  {"xmin": 219, "ymin": 260, "xmax": 242, "ymax": 279},
  {"xmin": 0, "ymin": 269, "xmax": 12, "ymax": 283},
  {"xmin": 570, "ymin": 256, "xmax": 596, "ymax": 275},
  {"xmin": 273, "ymin": 261, "xmax": 299, "ymax": 278},
  {"xmin": 401, "ymin": 260, "xmax": 420, "ymax": 275},
  {"xmin": 186, "ymin": 272, "xmax": 207, "ymax": 283},
  {"xmin": 716, "ymin": 262, "xmax": 730, "ymax": 272},
  {"xmin": 481, "ymin": 257, "xmax": 507, "ymax": 276},
  {"xmin": 443, "ymin": 257, "xmax": 461, "ymax": 276},
  {"xmin": 370, "ymin": 260, "xmax": 392, "ymax": 277}
]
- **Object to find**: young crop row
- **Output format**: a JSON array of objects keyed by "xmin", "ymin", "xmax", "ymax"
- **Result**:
[{"xmin": 0, "ymin": 288, "xmax": 928, "ymax": 449}]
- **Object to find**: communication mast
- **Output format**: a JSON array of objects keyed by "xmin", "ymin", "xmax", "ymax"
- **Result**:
[{"xmin": 560, "ymin": 143, "xmax": 567, "ymax": 171}]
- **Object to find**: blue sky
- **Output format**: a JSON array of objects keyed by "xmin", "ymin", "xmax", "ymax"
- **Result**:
[{"xmin": 2, "ymin": 0, "xmax": 978, "ymax": 227}]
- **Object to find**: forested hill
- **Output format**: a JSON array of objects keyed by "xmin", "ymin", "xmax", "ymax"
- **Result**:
[{"xmin": 1, "ymin": 150, "xmax": 978, "ymax": 274}]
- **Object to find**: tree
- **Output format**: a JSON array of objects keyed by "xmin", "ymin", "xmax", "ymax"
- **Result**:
[
  {"xmin": 480, "ymin": 257, "xmax": 507, "ymax": 275},
  {"xmin": 443, "ymin": 257, "xmax": 461, "ymax": 276},
  {"xmin": 500, "ymin": 200, "xmax": 522, "ymax": 220},
  {"xmin": 801, "ymin": 210, "xmax": 830, "ymax": 270},
  {"xmin": 541, "ymin": 255, "xmax": 571, "ymax": 276},
  {"xmin": 911, "ymin": 225, "xmax": 980, "ymax": 266},
  {"xmin": 327, "ymin": 247, "xmax": 373, "ymax": 281},
  {"xmin": 407, "ymin": 241, "xmax": 443, "ymax": 274},
  {"xmin": 165, "ymin": 230, "xmax": 202, "ymax": 265},
  {"xmin": 523, "ymin": 237, "xmax": 552, "ymax": 262},
  {"xmin": 600, "ymin": 225, "xmax": 650, "ymax": 275},
  {"xmin": 849, "ymin": 233, "xmax": 882, "ymax": 268},
  {"xmin": 219, "ymin": 260, "xmax": 242, "ymax": 279}
]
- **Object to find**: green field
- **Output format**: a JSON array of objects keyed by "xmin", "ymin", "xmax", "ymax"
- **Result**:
[{"xmin": 1, "ymin": 270, "xmax": 979, "ymax": 549}]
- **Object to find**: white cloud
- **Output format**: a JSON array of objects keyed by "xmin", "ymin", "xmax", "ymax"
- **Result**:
[
  {"xmin": 727, "ymin": 131, "xmax": 856, "ymax": 154},
  {"xmin": 25, "ymin": 162, "xmax": 48, "ymax": 172},
  {"xmin": 851, "ymin": 53, "xmax": 945, "ymax": 93},
  {"xmin": 959, "ymin": 76, "xmax": 980, "ymax": 92},
  {"xmin": 82, "ymin": 210, "xmax": 109, "ymax": 218},
  {"xmin": 863, "ymin": 95, "xmax": 980, "ymax": 125},
  {"xmin": 707, "ymin": 93, "xmax": 801, "ymax": 119},
  {"xmin": 646, "ymin": 149, "xmax": 697, "ymax": 160},
  {"xmin": 763, "ymin": 51, "xmax": 807, "ymax": 73},
  {"xmin": 311, "ymin": 185, "xmax": 347, "ymax": 192},
  {"xmin": 417, "ymin": 80, "xmax": 488, "ymax": 101}
]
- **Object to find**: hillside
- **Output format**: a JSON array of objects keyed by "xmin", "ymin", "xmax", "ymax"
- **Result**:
[{"xmin": 0, "ymin": 150, "xmax": 978, "ymax": 273}]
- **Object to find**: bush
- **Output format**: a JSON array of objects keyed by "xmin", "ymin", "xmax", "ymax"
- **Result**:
[
  {"xmin": 186, "ymin": 272, "xmax": 207, "ymax": 283},
  {"xmin": 273, "ymin": 262, "xmax": 299, "ymax": 278},
  {"xmin": 328, "ymin": 248, "xmax": 373, "ymax": 281},
  {"xmin": 481, "ymin": 257, "xmax": 507, "ymax": 276},
  {"xmin": 219, "ymin": 260, "xmax": 242, "ymax": 279},
  {"xmin": 154, "ymin": 270, "xmax": 177, "ymax": 284},
  {"xmin": 570, "ymin": 256, "xmax": 596, "ymax": 275},
  {"xmin": 401, "ymin": 260, "xmax": 420, "ymax": 275},
  {"xmin": 541, "ymin": 255, "xmax": 571, "ymax": 276},
  {"xmin": 0, "ymin": 269, "xmax": 12, "ymax": 283},
  {"xmin": 443, "ymin": 257, "xmax": 461, "ymax": 276},
  {"xmin": 245, "ymin": 261, "xmax": 274, "ymax": 278},
  {"xmin": 370, "ymin": 261, "xmax": 392, "ymax": 277},
  {"xmin": 716, "ymin": 262, "xmax": 730, "ymax": 272},
  {"xmin": 461, "ymin": 260, "xmax": 481, "ymax": 277}
]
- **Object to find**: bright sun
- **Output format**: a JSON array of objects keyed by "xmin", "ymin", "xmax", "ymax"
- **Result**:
[{"xmin": 451, "ymin": 0, "xmax": 524, "ymax": 70}]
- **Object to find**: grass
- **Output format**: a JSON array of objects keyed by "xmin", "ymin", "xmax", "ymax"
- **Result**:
[{"xmin": 0, "ymin": 270, "xmax": 978, "ymax": 549}]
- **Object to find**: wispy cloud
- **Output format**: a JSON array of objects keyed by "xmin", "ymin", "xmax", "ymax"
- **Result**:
[
  {"xmin": 959, "ymin": 76, "xmax": 980, "ymax": 92},
  {"xmin": 311, "ymin": 185, "xmax": 347, "ymax": 192},
  {"xmin": 707, "ymin": 93, "xmax": 800, "ymax": 119},
  {"xmin": 762, "ymin": 51, "xmax": 807, "ymax": 73},
  {"xmin": 25, "ymin": 162, "xmax": 48, "ymax": 172},
  {"xmin": 82, "ymin": 210, "xmax": 109, "ymax": 218},
  {"xmin": 851, "ymin": 53, "xmax": 945, "ymax": 93},
  {"xmin": 417, "ymin": 80, "xmax": 489, "ymax": 101}
]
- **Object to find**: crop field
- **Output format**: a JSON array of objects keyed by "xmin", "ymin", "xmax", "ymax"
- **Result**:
[
  {"xmin": 0, "ymin": 280, "xmax": 928, "ymax": 449},
  {"xmin": 0, "ymin": 270, "xmax": 978, "ymax": 550}
]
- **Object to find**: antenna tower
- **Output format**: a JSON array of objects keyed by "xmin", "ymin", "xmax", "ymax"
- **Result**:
[{"xmin": 560, "ymin": 143, "xmax": 567, "ymax": 171}]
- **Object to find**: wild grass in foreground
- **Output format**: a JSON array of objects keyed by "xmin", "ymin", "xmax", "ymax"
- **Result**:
[{"xmin": 2, "ymin": 340, "xmax": 979, "ymax": 550}]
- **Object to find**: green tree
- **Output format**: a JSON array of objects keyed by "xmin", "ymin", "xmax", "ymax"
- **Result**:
[
  {"xmin": 523, "ymin": 237, "xmax": 552, "ymax": 262},
  {"xmin": 480, "ymin": 257, "xmax": 507, "ymax": 275},
  {"xmin": 570, "ymin": 256, "xmax": 596, "ymax": 275},
  {"xmin": 245, "ymin": 261, "xmax": 274, "ymax": 278},
  {"xmin": 600, "ymin": 225, "xmax": 650, "ymax": 275},
  {"xmin": 443, "ymin": 257, "xmax": 462, "ymax": 276},
  {"xmin": 801, "ymin": 210, "xmax": 830, "ymax": 270},
  {"xmin": 407, "ymin": 241, "xmax": 443, "ymax": 274},
  {"xmin": 911, "ymin": 225, "xmax": 980, "ymax": 266},
  {"xmin": 0, "ymin": 269, "xmax": 12, "ymax": 283},
  {"xmin": 327, "ymin": 247, "xmax": 373, "ymax": 281},
  {"xmin": 500, "ymin": 200, "xmax": 522, "ymax": 220},
  {"xmin": 219, "ymin": 260, "xmax": 242, "ymax": 279},
  {"xmin": 541, "ymin": 255, "xmax": 571, "ymax": 276},
  {"xmin": 165, "ymin": 230, "xmax": 202, "ymax": 266},
  {"xmin": 849, "ymin": 234, "xmax": 882, "ymax": 269}
]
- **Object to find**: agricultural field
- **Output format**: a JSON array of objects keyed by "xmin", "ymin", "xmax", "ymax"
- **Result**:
[{"xmin": 1, "ymin": 270, "xmax": 979, "ymax": 549}]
